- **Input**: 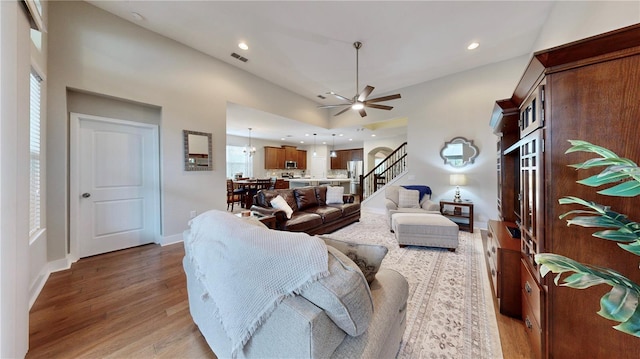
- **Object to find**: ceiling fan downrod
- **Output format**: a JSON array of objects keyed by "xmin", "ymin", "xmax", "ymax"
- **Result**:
[{"xmin": 354, "ymin": 41, "xmax": 362, "ymax": 97}]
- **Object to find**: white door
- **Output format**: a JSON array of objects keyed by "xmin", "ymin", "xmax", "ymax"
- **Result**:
[{"xmin": 70, "ymin": 113, "xmax": 159, "ymax": 258}]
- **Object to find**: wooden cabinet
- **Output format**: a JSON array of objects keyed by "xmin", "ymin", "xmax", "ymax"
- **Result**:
[
  {"xmin": 491, "ymin": 24, "xmax": 640, "ymax": 358},
  {"xmin": 264, "ymin": 146, "xmax": 285, "ymax": 169},
  {"xmin": 490, "ymin": 100, "xmax": 520, "ymax": 222},
  {"xmin": 283, "ymin": 146, "xmax": 298, "ymax": 162},
  {"xmin": 297, "ymin": 150, "xmax": 307, "ymax": 169},
  {"xmin": 484, "ymin": 220, "xmax": 522, "ymax": 318},
  {"xmin": 264, "ymin": 146, "xmax": 305, "ymax": 169},
  {"xmin": 330, "ymin": 148, "xmax": 363, "ymax": 169}
]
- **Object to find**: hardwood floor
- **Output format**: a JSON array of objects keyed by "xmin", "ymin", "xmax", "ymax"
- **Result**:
[
  {"xmin": 28, "ymin": 242, "xmax": 532, "ymax": 358},
  {"xmin": 27, "ymin": 243, "xmax": 215, "ymax": 358}
]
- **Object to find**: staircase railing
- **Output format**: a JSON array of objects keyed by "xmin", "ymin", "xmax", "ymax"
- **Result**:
[{"xmin": 359, "ymin": 142, "xmax": 407, "ymax": 200}]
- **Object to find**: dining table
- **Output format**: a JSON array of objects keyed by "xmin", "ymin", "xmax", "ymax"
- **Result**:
[{"xmin": 233, "ymin": 179, "xmax": 271, "ymax": 208}]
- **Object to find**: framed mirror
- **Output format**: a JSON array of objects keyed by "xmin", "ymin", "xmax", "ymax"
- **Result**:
[
  {"xmin": 184, "ymin": 130, "xmax": 213, "ymax": 171},
  {"xmin": 440, "ymin": 137, "xmax": 479, "ymax": 167}
]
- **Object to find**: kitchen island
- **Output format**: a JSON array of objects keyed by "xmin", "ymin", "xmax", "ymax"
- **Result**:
[{"xmin": 285, "ymin": 178, "xmax": 352, "ymax": 192}]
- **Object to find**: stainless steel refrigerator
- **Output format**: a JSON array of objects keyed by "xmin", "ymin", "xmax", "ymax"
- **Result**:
[{"xmin": 347, "ymin": 161, "xmax": 363, "ymax": 194}]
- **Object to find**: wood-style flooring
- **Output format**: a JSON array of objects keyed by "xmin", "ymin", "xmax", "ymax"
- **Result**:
[{"xmin": 27, "ymin": 242, "xmax": 532, "ymax": 358}]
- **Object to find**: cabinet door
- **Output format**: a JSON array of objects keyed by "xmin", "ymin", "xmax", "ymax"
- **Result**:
[
  {"xmin": 520, "ymin": 85, "xmax": 545, "ymax": 137},
  {"xmin": 284, "ymin": 146, "xmax": 297, "ymax": 161},
  {"xmin": 350, "ymin": 148, "xmax": 363, "ymax": 161},
  {"xmin": 297, "ymin": 150, "xmax": 307, "ymax": 169},
  {"xmin": 519, "ymin": 128, "xmax": 544, "ymax": 279},
  {"xmin": 264, "ymin": 147, "xmax": 285, "ymax": 169}
]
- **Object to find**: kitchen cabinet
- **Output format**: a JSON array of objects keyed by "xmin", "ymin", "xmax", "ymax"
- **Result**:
[
  {"xmin": 264, "ymin": 146, "xmax": 285, "ymax": 169},
  {"xmin": 283, "ymin": 146, "xmax": 298, "ymax": 162},
  {"xmin": 330, "ymin": 148, "xmax": 363, "ymax": 169},
  {"xmin": 297, "ymin": 150, "xmax": 307, "ymax": 169}
]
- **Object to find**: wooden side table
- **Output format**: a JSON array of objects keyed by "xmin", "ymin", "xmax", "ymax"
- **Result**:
[{"xmin": 440, "ymin": 200, "xmax": 474, "ymax": 233}]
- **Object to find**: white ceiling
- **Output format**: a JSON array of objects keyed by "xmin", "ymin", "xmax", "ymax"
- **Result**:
[{"xmin": 87, "ymin": 1, "xmax": 556, "ymax": 145}]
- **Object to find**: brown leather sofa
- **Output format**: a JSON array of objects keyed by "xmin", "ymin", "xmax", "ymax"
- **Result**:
[{"xmin": 250, "ymin": 186, "xmax": 360, "ymax": 235}]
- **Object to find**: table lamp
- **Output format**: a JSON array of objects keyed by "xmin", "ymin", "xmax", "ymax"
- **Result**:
[{"xmin": 449, "ymin": 174, "xmax": 467, "ymax": 203}]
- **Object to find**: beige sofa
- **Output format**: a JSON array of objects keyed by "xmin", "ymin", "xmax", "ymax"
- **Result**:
[
  {"xmin": 183, "ymin": 210, "xmax": 409, "ymax": 358},
  {"xmin": 384, "ymin": 185, "xmax": 440, "ymax": 226}
]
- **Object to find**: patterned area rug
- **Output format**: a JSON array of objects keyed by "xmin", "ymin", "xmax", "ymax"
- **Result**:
[{"xmin": 329, "ymin": 211, "xmax": 503, "ymax": 359}]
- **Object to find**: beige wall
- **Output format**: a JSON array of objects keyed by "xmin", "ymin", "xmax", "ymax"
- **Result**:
[{"xmin": 46, "ymin": 1, "xmax": 328, "ymax": 259}]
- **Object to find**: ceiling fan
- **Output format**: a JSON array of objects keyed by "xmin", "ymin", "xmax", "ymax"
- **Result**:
[{"xmin": 319, "ymin": 41, "xmax": 401, "ymax": 118}]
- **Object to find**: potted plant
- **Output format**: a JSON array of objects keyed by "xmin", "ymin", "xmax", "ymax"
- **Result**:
[{"xmin": 535, "ymin": 140, "xmax": 640, "ymax": 337}]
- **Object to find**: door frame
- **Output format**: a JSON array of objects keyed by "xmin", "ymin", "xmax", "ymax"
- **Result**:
[{"xmin": 69, "ymin": 112, "xmax": 160, "ymax": 262}]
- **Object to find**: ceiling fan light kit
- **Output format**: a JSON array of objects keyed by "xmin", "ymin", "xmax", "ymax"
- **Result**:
[{"xmin": 319, "ymin": 41, "xmax": 401, "ymax": 118}]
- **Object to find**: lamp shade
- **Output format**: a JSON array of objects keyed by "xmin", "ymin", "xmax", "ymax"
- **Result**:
[{"xmin": 449, "ymin": 174, "xmax": 467, "ymax": 186}]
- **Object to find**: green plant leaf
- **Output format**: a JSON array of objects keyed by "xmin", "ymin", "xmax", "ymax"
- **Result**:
[
  {"xmin": 565, "ymin": 140, "xmax": 620, "ymax": 158},
  {"xmin": 597, "ymin": 180, "xmax": 640, "ymax": 197},
  {"xmin": 619, "ymin": 242, "xmax": 640, "ymax": 256},
  {"xmin": 535, "ymin": 253, "xmax": 640, "ymax": 337},
  {"xmin": 613, "ymin": 307, "xmax": 640, "ymax": 337},
  {"xmin": 577, "ymin": 171, "xmax": 630, "ymax": 187},
  {"xmin": 593, "ymin": 230, "xmax": 638, "ymax": 243},
  {"xmin": 598, "ymin": 284, "xmax": 638, "ymax": 322}
]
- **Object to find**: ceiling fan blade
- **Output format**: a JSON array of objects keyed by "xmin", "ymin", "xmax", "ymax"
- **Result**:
[
  {"xmin": 365, "ymin": 103, "xmax": 393, "ymax": 110},
  {"xmin": 359, "ymin": 108, "xmax": 367, "ymax": 117},
  {"xmin": 365, "ymin": 93, "xmax": 401, "ymax": 104},
  {"xmin": 357, "ymin": 85, "xmax": 374, "ymax": 102},
  {"xmin": 318, "ymin": 104, "xmax": 350, "ymax": 109},
  {"xmin": 333, "ymin": 106, "xmax": 352, "ymax": 117},
  {"xmin": 327, "ymin": 92, "xmax": 352, "ymax": 102}
]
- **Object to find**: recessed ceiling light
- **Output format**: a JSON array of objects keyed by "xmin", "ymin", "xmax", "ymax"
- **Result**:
[
  {"xmin": 280, "ymin": 137, "xmax": 285, "ymax": 141},
  {"xmin": 349, "ymin": 138, "xmax": 353, "ymax": 141},
  {"xmin": 131, "ymin": 12, "xmax": 144, "ymax": 21},
  {"xmin": 238, "ymin": 42, "xmax": 249, "ymax": 50},
  {"xmin": 305, "ymin": 133, "xmax": 310, "ymax": 137},
  {"xmin": 467, "ymin": 42, "xmax": 479, "ymax": 50},
  {"xmin": 371, "ymin": 134, "xmax": 376, "ymax": 137}
]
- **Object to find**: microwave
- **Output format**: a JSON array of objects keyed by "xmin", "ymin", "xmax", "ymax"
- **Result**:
[{"xmin": 285, "ymin": 161, "xmax": 297, "ymax": 169}]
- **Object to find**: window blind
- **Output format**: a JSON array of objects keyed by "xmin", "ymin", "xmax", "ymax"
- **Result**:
[{"xmin": 29, "ymin": 70, "xmax": 42, "ymax": 236}]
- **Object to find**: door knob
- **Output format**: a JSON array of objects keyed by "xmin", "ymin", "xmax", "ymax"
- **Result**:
[{"xmin": 82, "ymin": 193, "xmax": 91, "ymax": 198}]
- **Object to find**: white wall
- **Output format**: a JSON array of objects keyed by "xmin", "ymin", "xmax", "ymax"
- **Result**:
[
  {"xmin": 361, "ymin": 55, "xmax": 529, "ymax": 229},
  {"xmin": 46, "ymin": 1, "xmax": 328, "ymax": 258},
  {"xmin": 1, "ymin": 2, "xmax": 31, "ymax": 357},
  {"xmin": 533, "ymin": 1, "xmax": 640, "ymax": 51}
]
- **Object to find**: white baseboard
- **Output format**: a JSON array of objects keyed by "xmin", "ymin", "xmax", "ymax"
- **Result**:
[
  {"xmin": 161, "ymin": 233, "xmax": 183, "ymax": 246},
  {"xmin": 28, "ymin": 256, "xmax": 74, "ymax": 309}
]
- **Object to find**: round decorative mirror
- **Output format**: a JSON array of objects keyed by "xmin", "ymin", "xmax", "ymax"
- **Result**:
[{"xmin": 440, "ymin": 137, "xmax": 479, "ymax": 167}]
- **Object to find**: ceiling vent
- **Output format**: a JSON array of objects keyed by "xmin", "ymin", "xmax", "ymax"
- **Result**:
[{"xmin": 231, "ymin": 52, "xmax": 248, "ymax": 63}]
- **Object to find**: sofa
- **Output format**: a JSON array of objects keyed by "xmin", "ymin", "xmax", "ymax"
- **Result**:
[
  {"xmin": 384, "ymin": 185, "xmax": 440, "ymax": 226},
  {"xmin": 183, "ymin": 210, "xmax": 409, "ymax": 359},
  {"xmin": 250, "ymin": 185, "xmax": 360, "ymax": 235}
]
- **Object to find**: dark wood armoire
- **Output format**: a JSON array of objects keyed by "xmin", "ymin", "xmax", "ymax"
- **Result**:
[{"xmin": 490, "ymin": 24, "xmax": 640, "ymax": 358}]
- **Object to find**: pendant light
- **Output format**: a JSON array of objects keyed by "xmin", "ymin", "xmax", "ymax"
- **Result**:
[
  {"xmin": 313, "ymin": 133, "xmax": 317, "ymax": 157},
  {"xmin": 244, "ymin": 127, "xmax": 256, "ymax": 157},
  {"xmin": 330, "ymin": 134, "xmax": 337, "ymax": 158}
]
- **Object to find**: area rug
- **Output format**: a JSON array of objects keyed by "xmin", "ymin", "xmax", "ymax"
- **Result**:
[{"xmin": 329, "ymin": 211, "xmax": 503, "ymax": 359}]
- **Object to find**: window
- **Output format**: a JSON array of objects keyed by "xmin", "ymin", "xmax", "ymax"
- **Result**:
[
  {"xmin": 29, "ymin": 69, "xmax": 42, "ymax": 236},
  {"xmin": 226, "ymin": 145, "xmax": 253, "ymax": 178}
]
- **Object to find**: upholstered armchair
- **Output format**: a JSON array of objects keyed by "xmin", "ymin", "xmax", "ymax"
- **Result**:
[{"xmin": 384, "ymin": 185, "xmax": 439, "ymax": 226}]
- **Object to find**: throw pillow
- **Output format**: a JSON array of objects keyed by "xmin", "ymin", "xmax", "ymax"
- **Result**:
[
  {"xmin": 398, "ymin": 188, "xmax": 420, "ymax": 208},
  {"xmin": 319, "ymin": 236, "xmax": 388, "ymax": 284},
  {"xmin": 300, "ymin": 246, "xmax": 373, "ymax": 336},
  {"xmin": 270, "ymin": 195, "xmax": 293, "ymax": 219},
  {"xmin": 326, "ymin": 186, "xmax": 344, "ymax": 204}
]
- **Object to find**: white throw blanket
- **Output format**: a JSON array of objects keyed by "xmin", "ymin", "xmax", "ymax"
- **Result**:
[{"xmin": 186, "ymin": 210, "xmax": 329, "ymax": 357}]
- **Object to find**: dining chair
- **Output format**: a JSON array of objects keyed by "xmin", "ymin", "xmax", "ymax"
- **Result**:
[{"xmin": 227, "ymin": 179, "xmax": 245, "ymax": 211}]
